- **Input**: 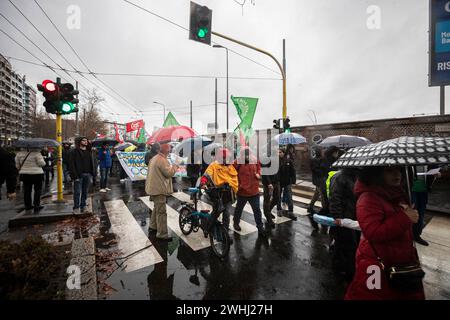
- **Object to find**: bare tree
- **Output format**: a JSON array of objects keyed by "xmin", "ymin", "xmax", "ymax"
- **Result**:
[{"xmin": 79, "ymin": 88, "xmax": 107, "ymax": 140}]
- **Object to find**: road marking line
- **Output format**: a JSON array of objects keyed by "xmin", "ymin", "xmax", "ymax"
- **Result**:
[
  {"xmin": 171, "ymin": 192, "xmax": 258, "ymax": 236},
  {"xmin": 104, "ymin": 200, "xmax": 163, "ymax": 272},
  {"xmin": 139, "ymin": 196, "xmax": 212, "ymax": 251}
]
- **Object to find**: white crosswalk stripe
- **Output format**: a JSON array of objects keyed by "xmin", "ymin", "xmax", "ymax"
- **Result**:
[
  {"xmin": 171, "ymin": 192, "xmax": 258, "ymax": 236},
  {"xmin": 139, "ymin": 196, "xmax": 212, "ymax": 251},
  {"xmin": 104, "ymin": 200, "xmax": 163, "ymax": 272}
]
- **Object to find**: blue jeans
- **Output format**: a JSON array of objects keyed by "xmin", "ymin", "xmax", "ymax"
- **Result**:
[
  {"xmin": 412, "ymin": 191, "xmax": 428, "ymax": 238},
  {"xmin": 73, "ymin": 173, "xmax": 92, "ymax": 209},
  {"xmin": 100, "ymin": 167, "xmax": 110, "ymax": 189},
  {"xmin": 278, "ymin": 185, "xmax": 294, "ymax": 213},
  {"xmin": 234, "ymin": 195, "xmax": 264, "ymax": 230}
]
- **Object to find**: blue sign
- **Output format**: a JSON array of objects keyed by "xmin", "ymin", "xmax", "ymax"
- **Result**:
[{"xmin": 430, "ymin": 0, "xmax": 450, "ymax": 86}]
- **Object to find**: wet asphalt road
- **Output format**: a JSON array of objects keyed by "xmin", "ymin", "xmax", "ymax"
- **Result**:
[{"xmin": 92, "ymin": 177, "xmax": 348, "ymax": 300}]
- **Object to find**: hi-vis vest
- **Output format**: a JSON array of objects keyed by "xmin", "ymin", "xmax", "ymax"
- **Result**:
[{"xmin": 326, "ymin": 171, "xmax": 338, "ymax": 198}]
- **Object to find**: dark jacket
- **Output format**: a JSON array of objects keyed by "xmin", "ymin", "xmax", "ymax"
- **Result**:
[
  {"xmin": 0, "ymin": 147, "xmax": 17, "ymax": 193},
  {"xmin": 310, "ymin": 157, "xmax": 328, "ymax": 187},
  {"xmin": 62, "ymin": 147, "xmax": 71, "ymax": 165},
  {"xmin": 345, "ymin": 180, "xmax": 425, "ymax": 300},
  {"xmin": 329, "ymin": 169, "xmax": 358, "ymax": 220},
  {"xmin": 279, "ymin": 157, "xmax": 296, "ymax": 187},
  {"xmin": 68, "ymin": 148, "xmax": 95, "ymax": 180}
]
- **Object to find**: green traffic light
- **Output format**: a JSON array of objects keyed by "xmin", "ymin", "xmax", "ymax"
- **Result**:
[
  {"xmin": 197, "ymin": 27, "xmax": 208, "ymax": 38},
  {"xmin": 61, "ymin": 102, "xmax": 74, "ymax": 113}
]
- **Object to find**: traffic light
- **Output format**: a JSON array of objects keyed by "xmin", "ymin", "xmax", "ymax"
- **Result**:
[
  {"xmin": 283, "ymin": 117, "xmax": 291, "ymax": 132},
  {"xmin": 37, "ymin": 79, "xmax": 78, "ymax": 115},
  {"xmin": 189, "ymin": 1, "xmax": 212, "ymax": 45},
  {"xmin": 37, "ymin": 79, "xmax": 59, "ymax": 114},
  {"xmin": 59, "ymin": 82, "xmax": 79, "ymax": 114},
  {"xmin": 273, "ymin": 119, "xmax": 281, "ymax": 130}
]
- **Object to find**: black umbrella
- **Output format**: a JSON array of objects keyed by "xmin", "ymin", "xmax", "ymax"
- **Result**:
[
  {"xmin": 91, "ymin": 137, "xmax": 118, "ymax": 147},
  {"xmin": 14, "ymin": 138, "xmax": 59, "ymax": 149},
  {"xmin": 319, "ymin": 135, "xmax": 372, "ymax": 149},
  {"xmin": 173, "ymin": 136, "xmax": 213, "ymax": 155},
  {"xmin": 332, "ymin": 136, "xmax": 450, "ymax": 168}
]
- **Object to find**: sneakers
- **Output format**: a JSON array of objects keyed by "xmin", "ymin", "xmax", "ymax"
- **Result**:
[
  {"xmin": 80, "ymin": 207, "xmax": 86, "ymax": 213},
  {"xmin": 105, "ymin": 188, "xmax": 112, "ymax": 191},
  {"xmin": 415, "ymin": 236, "xmax": 429, "ymax": 246},
  {"xmin": 287, "ymin": 213, "xmax": 297, "ymax": 221},
  {"xmin": 277, "ymin": 210, "xmax": 283, "ymax": 217},
  {"xmin": 233, "ymin": 222, "xmax": 241, "ymax": 232},
  {"xmin": 73, "ymin": 208, "xmax": 81, "ymax": 214},
  {"xmin": 100, "ymin": 189, "xmax": 107, "ymax": 193}
]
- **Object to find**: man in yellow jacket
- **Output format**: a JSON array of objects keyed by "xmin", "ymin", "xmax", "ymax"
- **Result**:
[
  {"xmin": 200, "ymin": 148, "xmax": 238, "ymax": 232},
  {"xmin": 145, "ymin": 143, "xmax": 178, "ymax": 241}
]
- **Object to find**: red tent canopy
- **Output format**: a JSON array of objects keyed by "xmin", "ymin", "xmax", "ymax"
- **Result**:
[{"xmin": 147, "ymin": 125, "xmax": 197, "ymax": 144}]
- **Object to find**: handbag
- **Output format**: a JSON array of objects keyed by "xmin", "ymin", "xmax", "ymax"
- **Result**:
[{"xmin": 368, "ymin": 240, "xmax": 425, "ymax": 291}]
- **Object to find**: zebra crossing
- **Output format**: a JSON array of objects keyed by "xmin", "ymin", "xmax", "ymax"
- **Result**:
[{"xmin": 103, "ymin": 190, "xmax": 312, "ymax": 270}]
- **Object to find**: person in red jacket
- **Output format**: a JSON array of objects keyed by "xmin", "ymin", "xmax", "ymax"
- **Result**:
[
  {"xmin": 233, "ymin": 147, "xmax": 266, "ymax": 236},
  {"xmin": 345, "ymin": 166, "xmax": 425, "ymax": 300}
]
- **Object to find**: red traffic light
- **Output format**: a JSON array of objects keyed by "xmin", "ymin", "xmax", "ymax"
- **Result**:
[{"xmin": 42, "ymin": 79, "xmax": 56, "ymax": 92}]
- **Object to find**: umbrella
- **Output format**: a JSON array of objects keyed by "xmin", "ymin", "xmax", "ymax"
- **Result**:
[
  {"xmin": 91, "ymin": 137, "xmax": 118, "ymax": 147},
  {"xmin": 173, "ymin": 136, "xmax": 213, "ymax": 155},
  {"xmin": 319, "ymin": 135, "xmax": 372, "ymax": 149},
  {"xmin": 333, "ymin": 136, "xmax": 450, "ymax": 168},
  {"xmin": 124, "ymin": 145, "xmax": 137, "ymax": 152},
  {"xmin": 114, "ymin": 142, "xmax": 134, "ymax": 151},
  {"xmin": 14, "ymin": 138, "xmax": 59, "ymax": 149},
  {"xmin": 147, "ymin": 125, "xmax": 197, "ymax": 144},
  {"xmin": 273, "ymin": 132, "xmax": 307, "ymax": 145}
]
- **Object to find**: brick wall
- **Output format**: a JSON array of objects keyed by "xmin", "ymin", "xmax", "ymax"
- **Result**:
[{"xmin": 289, "ymin": 115, "xmax": 450, "ymax": 178}]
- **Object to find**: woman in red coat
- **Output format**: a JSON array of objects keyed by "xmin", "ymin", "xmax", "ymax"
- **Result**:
[{"xmin": 345, "ymin": 166, "xmax": 425, "ymax": 300}]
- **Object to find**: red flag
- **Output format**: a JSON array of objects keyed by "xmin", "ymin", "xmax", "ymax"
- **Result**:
[
  {"xmin": 114, "ymin": 122, "xmax": 124, "ymax": 143},
  {"xmin": 126, "ymin": 119, "xmax": 144, "ymax": 132}
]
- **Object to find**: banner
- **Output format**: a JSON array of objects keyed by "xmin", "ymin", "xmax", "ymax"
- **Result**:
[
  {"xmin": 163, "ymin": 112, "xmax": 180, "ymax": 127},
  {"xmin": 137, "ymin": 126, "xmax": 147, "ymax": 144},
  {"xmin": 230, "ymin": 96, "xmax": 258, "ymax": 128},
  {"xmin": 126, "ymin": 119, "xmax": 144, "ymax": 132},
  {"xmin": 116, "ymin": 152, "xmax": 147, "ymax": 181},
  {"xmin": 116, "ymin": 151, "xmax": 187, "ymax": 180}
]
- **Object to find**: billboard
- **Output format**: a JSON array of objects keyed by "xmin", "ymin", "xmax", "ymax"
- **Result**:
[{"xmin": 429, "ymin": 0, "xmax": 450, "ymax": 86}]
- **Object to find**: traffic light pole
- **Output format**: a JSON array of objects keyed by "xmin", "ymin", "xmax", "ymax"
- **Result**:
[
  {"xmin": 55, "ymin": 113, "xmax": 64, "ymax": 202},
  {"xmin": 55, "ymin": 78, "xmax": 64, "ymax": 203},
  {"xmin": 211, "ymin": 31, "xmax": 287, "ymax": 120}
]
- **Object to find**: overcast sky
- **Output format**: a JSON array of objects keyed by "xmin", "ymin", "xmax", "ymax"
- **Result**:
[{"xmin": 0, "ymin": 0, "xmax": 444, "ymax": 135}]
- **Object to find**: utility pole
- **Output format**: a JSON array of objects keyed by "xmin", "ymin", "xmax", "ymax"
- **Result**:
[
  {"xmin": 212, "ymin": 31, "xmax": 287, "ymax": 120},
  {"xmin": 215, "ymin": 78, "xmax": 218, "ymax": 133},
  {"xmin": 75, "ymin": 81, "xmax": 79, "ymax": 136},
  {"xmin": 283, "ymin": 39, "xmax": 286, "ymax": 77},
  {"xmin": 190, "ymin": 100, "xmax": 193, "ymax": 128},
  {"xmin": 440, "ymin": 86, "xmax": 445, "ymax": 115}
]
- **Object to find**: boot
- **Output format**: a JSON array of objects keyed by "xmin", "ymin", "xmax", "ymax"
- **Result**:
[
  {"xmin": 287, "ymin": 212, "xmax": 297, "ymax": 221},
  {"xmin": 415, "ymin": 236, "xmax": 429, "ymax": 246}
]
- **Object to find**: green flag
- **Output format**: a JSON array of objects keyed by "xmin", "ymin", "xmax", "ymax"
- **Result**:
[
  {"xmin": 231, "ymin": 96, "xmax": 258, "ymax": 128},
  {"xmin": 137, "ymin": 126, "xmax": 146, "ymax": 144},
  {"xmin": 163, "ymin": 112, "xmax": 180, "ymax": 127}
]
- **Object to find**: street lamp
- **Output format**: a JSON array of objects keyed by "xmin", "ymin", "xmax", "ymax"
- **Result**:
[
  {"xmin": 153, "ymin": 101, "xmax": 166, "ymax": 124},
  {"xmin": 213, "ymin": 44, "xmax": 229, "ymax": 132}
]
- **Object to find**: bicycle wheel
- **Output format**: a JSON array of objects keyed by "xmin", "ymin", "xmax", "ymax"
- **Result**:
[
  {"xmin": 179, "ymin": 207, "xmax": 193, "ymax": 235},
  {"xmin": 209, "ymin": 222, "xmax": 230, "ymax": 258}
]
